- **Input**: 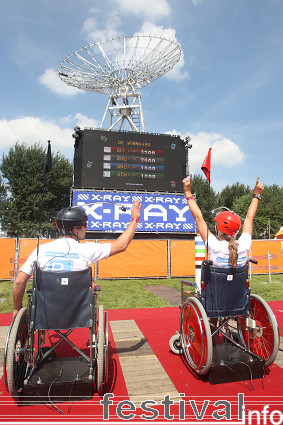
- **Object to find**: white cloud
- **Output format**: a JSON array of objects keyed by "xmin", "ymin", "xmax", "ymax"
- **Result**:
[
  {"xmin": 39, "ymin": 68, "xmax": 83, "ymax": 97},
  {"xmin": 136, "ymin": 22, "xmax": 189, "ymax": 81},
  {"xmin": 112, "ymin": 0, "xmax": 171, "ymax": 19},
  {"xmin": 82, "ymin": 12, "xmax": 122, "ymax": 44},
  {"xmin": 82, "ymin": 6, "xmax": 127, "ymax": 43},
  {"xmin": 0, "ymin": 116, "xmax": 73, "ymax": 151},
  {"xmin": 167, "ymin": 130, "xmax": 246, "ymax": 173},
  {"xmin": 64, "ymin": 113, "xmax": 100, "ymax": 129},
  {"xmin": 137, "ymin": 21, "xmax": 177, "ymax": 42},
  {"xmin": 80, "ymin": 4, "xmax": 188, "ymax": 83},
  {"xmin": 166, "ymin": 50, "xmax": 190, "ymax": 81},
  {"xmin": 0, "ymin": 114, "xmax": 99, "ymax": 159}
]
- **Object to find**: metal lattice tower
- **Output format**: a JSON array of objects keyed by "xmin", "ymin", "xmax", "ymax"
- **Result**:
[{"xmin": 58, "ymin": 35, "xmax": 181, "ymax": 132}]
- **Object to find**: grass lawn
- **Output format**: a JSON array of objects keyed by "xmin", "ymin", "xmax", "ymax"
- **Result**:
[{"xmin": 0, "ymin": 273, "xmax": 282, "ymax": 314}]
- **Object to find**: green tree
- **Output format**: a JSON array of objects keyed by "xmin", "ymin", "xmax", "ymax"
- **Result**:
[
  {"xmin": 231, "ymin": 184, "xmax": 283, "ymax": 239},
  {"xmin": 0, "ymin": 174, "xmax": 6, "ymax": 201},
  {"xmin": 256, "ymin": 184, "xmax": 283, "ymax": 238},
  {"xmin": 217, "ymin": 182, "xmax": 251, "ymax": 210},
  {"xmin": 191, "ymin": 174, "xmax": 217, "ymax": 231},
  {"xmin": 0, "ymin": 142, "xmax": 73, "ymax": 237}
]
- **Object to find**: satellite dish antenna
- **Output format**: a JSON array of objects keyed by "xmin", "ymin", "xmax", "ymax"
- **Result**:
[{"xmin": 58, "ymin": 35, "xmax": 181, "ymax": 132}]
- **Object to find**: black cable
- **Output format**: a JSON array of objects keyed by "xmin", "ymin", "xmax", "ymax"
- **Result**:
[
  {"xmin": 227, "ymin": 357, "xmax": 256, "ymax": 391},
  {"xmin": 47, "ymin": 361, "xmax": 65, "ymax": 414}
]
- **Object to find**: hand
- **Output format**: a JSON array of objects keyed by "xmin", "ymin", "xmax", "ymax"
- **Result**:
[
  {"xmin": 12, "ymin": 309, "xmax": 19, "ymax": 319},
  {"xmin": 253, "ymin": 177, "xmax": 264, "ymax": 195},
  {"xmin": 182, "ymin": 174, "xmax": 192, "ymax": 196},
  {"xmin": 131, "ymin": 199, "xmax": 142, "ymax": 220}
]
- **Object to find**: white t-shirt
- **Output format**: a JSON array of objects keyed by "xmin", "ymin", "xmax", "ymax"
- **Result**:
[
  {"xmin": 206, "ymin": 232, "xmax": 252, "ymax": 268},
  {"xmin": 20, "ymin": 238, "xmax": 111, "ymax": 276}
]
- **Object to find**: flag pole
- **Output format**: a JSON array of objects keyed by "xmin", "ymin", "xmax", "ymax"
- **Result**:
[
  {"xmin": 207, "ymin": 177, "xmax": 211, "ymax": 260},
  {"xmin": 201, "ymin": 147, "xmax": 212, "ymax": 260}
]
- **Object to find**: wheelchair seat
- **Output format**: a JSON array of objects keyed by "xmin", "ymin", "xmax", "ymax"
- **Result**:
[
  {"xmin": 32, "ymin": 266, "xmax": 94, "ymax": 330},
  {"xmin": 200, "ymin": 262, "xmax": 250, "ymax": 318}
]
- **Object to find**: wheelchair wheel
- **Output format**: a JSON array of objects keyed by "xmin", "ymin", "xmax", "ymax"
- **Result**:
[
  {"xmin": 104, "ymin": 310, "xmax": 109, "ymax": 386},
  {"xmin": 238, "ymin": 294, "xmax": 279, "ymax": 367},
  {"xmin": 169, "ymin": 332, "xmax": 182, "ymax": 355},
  {"xmin": 96, "ymin": 305, "xmax": 104, "ymax": 394},
  {"xmin": 6, "ymin": 308, "xmax": 29, "ymax": 399},
  {"xmin": 180, "ymin": 297, "xmax": 212, "ymax": 375}
]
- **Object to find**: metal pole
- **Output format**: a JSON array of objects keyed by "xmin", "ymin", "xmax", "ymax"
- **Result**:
[
  {"xmin": 268, "ymin": 250, "xmax": 271, "ymax": 283},
  {"xmin": 167, "ymin": 239, "xmax": 171, "ymax": 279}
]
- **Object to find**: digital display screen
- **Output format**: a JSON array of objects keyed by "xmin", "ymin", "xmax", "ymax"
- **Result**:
[{"xmin": 74, "ymin": 129, "xmax": 186, "ymax": 192}]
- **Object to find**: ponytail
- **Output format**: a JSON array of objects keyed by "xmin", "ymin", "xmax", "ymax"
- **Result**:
[
  {"xmin": 217, "ymin": 230, "xmax": 239, "ymax": 267},
  {"xmin": 228, "ymin": 238, "xmax": 238, "ymax": 267}
]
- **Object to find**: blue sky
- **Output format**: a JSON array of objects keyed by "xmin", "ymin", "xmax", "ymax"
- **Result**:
[{"xmin": 0, "ymin": 0, "xmax": 282, "ymax": 192}]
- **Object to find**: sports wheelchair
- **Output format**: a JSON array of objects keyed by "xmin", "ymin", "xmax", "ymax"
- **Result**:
[
  {"xmin": 4, "ymin": 263, "xmax": 108, "ymax": 401},
  {"xmin": 169, "ymin": 259, "xmax": 279, "ymax": 382}
]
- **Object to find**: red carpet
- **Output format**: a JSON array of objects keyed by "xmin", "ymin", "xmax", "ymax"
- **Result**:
[{"xmin": 1, "ymin": 301, "xmax": 282, "ymax": 423}]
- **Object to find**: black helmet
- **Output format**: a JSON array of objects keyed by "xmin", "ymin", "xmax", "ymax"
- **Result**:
[{"xmin": 56, "ymin": 207, "xmax": 88, "ymax": 233}]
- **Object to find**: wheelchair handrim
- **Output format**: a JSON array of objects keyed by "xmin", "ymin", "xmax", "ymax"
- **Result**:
[{"xmin": 180, "ymin": 298, "xmax": 212, "ymax": 375}]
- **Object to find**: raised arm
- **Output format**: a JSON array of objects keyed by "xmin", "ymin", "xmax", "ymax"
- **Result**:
[
  {"xmin": 242, "ymin": 177, "xmax": 264, "ymax": 236},
  {"xmin": 183, "ymin": 174, "xmax": 210, "ymax": 243},
  {"xmin": 109, "ymin": 199, "xmax": 142, "ymax": 256}
]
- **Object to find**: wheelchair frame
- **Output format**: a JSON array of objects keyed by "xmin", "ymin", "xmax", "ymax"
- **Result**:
[
  {"xmin": 3, "ymin": 266, "xmax": 109, "ymax": 401},
  {"xmin": 170, "ymin": 260, "xmax": 280, "ymax": 379}
]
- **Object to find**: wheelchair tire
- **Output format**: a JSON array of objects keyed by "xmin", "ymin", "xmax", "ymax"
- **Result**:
[
  {"xmin": 6, "ymin": 308, "xmax": 29, "ymax": 399},
  {"xmin": 169, "ymin": 332, "xmax": 182, "ymax": 355},
  {"xmin": 96, "ymin": 305, "xmax": 104, "ymax": 394},
  {"xmin": 104, "ymin": 310, "xmax": 109, "ymax": 386},
  {"xmin": 237, "ymin": 293, "xmax": 279, "ymax": 367},
  {"xmin": 181, "ymin": 297, "xmax": 212, "ymax": 375}
]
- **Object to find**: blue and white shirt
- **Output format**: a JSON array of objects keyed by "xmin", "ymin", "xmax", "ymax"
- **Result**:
[
  {"xmin": 206, "ymin": 232, "xmax": 252, "ymax": 268},
  {"xmin": 20, "ymin": 238, "xmax": 111, "ymax": 276}
]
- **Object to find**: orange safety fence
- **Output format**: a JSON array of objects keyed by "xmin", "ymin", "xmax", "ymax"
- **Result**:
[
  {"xmin": 98, "ymin": 240, "xmax": 168, "ymax": 278},
  {"xmin": 250, "ymin": 239, "xmax": 283, "ymax": 274},
  {"xmin": 18, "ymin": 239, "xmax": 56, "ymax": 266},
  {"xmin": 0, "ymin": 238, "xmax": 17, "ymax": 279},
  {"xmin": 170, "ymin": 240, "xmax": 195, "ymax": 277},
  {"xmin": 1, "ymin": 237, "xmax": 282, "ymax": 280}
]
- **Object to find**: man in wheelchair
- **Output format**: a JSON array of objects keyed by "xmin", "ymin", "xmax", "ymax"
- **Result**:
[
  {"xmin": 5, "ymin": 201, "xmax": 141, "ymax": 400},
  {"xmin": 169, "ymin": 175, "xmax": 279, "ymax": 380},
  {"xmin": 12, "ymin": 200, "xmax": 141, "ymax": 318}
]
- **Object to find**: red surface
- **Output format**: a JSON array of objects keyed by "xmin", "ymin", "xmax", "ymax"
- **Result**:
[{"xmin": 0, "ymin": 301, "xmax": 282, "ymax": 423}]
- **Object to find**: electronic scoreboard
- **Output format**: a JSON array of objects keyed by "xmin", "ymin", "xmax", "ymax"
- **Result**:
[{"xmin": 74, "ymin": 129, "xmax": 186, "ymax": 192}]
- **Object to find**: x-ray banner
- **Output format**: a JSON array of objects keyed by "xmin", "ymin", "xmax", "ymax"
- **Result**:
[{"xmin": 72, "ymin": 190, "xmax": 196, "ymax": 234}]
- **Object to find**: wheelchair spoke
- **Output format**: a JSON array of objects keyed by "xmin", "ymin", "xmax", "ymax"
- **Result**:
[{"xmin": 238, "ymin": 294, "xmax": 279, "ymax": 367}]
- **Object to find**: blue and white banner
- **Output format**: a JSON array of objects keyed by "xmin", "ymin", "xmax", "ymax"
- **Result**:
[{"xmin": 72, "ymin": 190, "xmax": 196, "ymax": 233}]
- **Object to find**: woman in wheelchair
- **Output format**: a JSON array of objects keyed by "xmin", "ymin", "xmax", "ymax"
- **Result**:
[
  {"xmin": 183, "ymin": 174, "xmax": 264, "ymax": 338},
  {"xmin": 170, "ymin": 175, "xmax": 279, "ymax": 378},
  {"xmin": 183, "ymin": 174, "xmax": 264, "ymax": 267}
]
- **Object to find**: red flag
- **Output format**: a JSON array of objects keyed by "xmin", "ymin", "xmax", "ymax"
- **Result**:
[{"xmin": 201, "ymin": 147, "xmax": 212, "ymax": 183}]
